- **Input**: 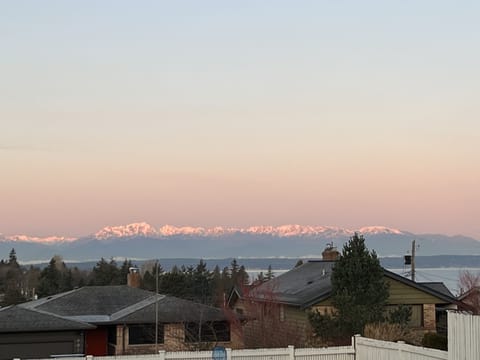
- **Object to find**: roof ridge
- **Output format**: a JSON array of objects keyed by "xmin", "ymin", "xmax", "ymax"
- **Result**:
[
  {"xmin": 21, "ymin": 304, "xmax": 94, "ymax": 327},
  {"xmin": 6, "ymin": 305, "xmax": 96, "ymax": 329},
  {"xmin": 19, "ymin": 287, "xmax": 83, "ymax": 309},
  {"xmin": 110, "ymin": 293, "xmax": 166, "ymax": 321}
]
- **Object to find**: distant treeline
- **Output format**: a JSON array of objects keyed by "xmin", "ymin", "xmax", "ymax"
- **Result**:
[{"xmin": 0, "ymin": 248, "xmax": 276, "ymax": 307}]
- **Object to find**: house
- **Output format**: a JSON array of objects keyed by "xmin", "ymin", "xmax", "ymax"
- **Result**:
[
  {"xmin": 228, "ymin": 249, "xmax": 457, "ymax": 348},
  {"xmin": 0, "ymin": 273, "xmax": 243, "ymax": 359},
  {"xmin": 0, "ymin": 305, "xmax": 94, "ymax": 360}
]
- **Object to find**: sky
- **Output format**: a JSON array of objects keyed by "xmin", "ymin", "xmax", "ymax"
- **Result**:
[{"xmin": 1, "ymin": 1, "xmax": 479, "ymax": 239}]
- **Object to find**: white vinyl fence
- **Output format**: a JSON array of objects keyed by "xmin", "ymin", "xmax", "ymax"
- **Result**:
[
  {"xmin": 26, "ymin": 335, "xmax": 451, "ymax": 360},
  {"xmin": 355, "ymin": 336, "xmax": 447, "ymax": 360},
  {"xmin": 448, "ymin": 311, "xmax": 480, "ymax": 360}
]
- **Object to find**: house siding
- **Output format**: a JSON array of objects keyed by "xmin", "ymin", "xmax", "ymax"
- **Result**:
[
  {"xmin": 386, "ymin": 278, "xmax": 443, "ymax": 304},
  {"xmin": 235, "ymin": 300, "xmax": 310, "ymax": 348}
]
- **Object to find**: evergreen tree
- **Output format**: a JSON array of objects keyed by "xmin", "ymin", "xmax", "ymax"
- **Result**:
[
  {"xmin": 230, "ymin": 259, "xmax": 240, "ymax": 286},
  {"xmin": 91, "ymin": 258, "xmax": 120, "ymax": 285},
  {"xmin": 8, "ymin": 248, "xmax": 19, "ymax": 267},
  {"xmin": 2, "ymin": 280, "xmax": 25, "ymax": 305},
  {"xmin": 331, "ymin": 233, "xmax": 388, "ymax": 335},
  {"xmin": 265, "ymin": 265, "xmax": 274, "ymax": 280},
  {"xmin": 212, "ymin": 265, "xmax": 224, "ymax": 306},
  {"xmin": 309, "ymin": 233, "xmax": 389, "ymax": 340},
  {"xmin": 142, "ymin": 261, "xmax": 163, "ymax": 292},
  {"xmin": 255, "ymin": 271, "xmax": 265, "ymax": 283},
  {"xmin": 1, "ymin": 248, "xmax": 24, "ymax": 305},
  {"xmin": 118, "ymin": 259, "xmax": 133, "ymax": 285},
  {"xmin": 37, "ymin": 257, "xmax": 62, "ymax": 297},
  {"xmin": 192, "ymin": 259, "xmax": 211, "ymax": 304},
  {"xmin": 221, "ymin": 266, "xmax": 231, "ymax": 292},
  {"xmin": 238, "ymin": 265, "xmax": 250, "ymax": 286},
  {"xmin": 160, "ymin": 265, "xmax": 189, "ymax": 299},
  {"xmin": 60, "ymin": 268, "xmax": 74, "ymax": 292}
]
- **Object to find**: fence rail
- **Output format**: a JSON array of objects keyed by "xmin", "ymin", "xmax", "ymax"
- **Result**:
[
  {"xmin": 25, "ymin": 335, "xmax": 450, "ymax": 360},
  {"xmin": 356, "ymin": 336, "xmax": 447, "ymax": 360}
]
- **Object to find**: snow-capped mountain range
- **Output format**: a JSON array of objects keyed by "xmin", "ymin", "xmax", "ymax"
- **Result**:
[
  {"xmin": 1, "ymin": 222, "xmax": 479, "ymax": 261},
  {"xmin": 2, "ymin": 222, "xmax": 404, "ymax": 243}
]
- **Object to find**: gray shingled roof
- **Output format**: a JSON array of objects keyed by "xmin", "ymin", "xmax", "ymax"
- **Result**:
[
  {"xmin": 116, "ymin": 295, "xmax": 228, "ymax": 324},
  {"xmin": 0, "ymin": 306, "xmax": 95, "ymax": 333},
  {"xmin": 19, "ymin": 285, "xmax": 230, "ymax": 325},
  {"xmin": 418, "ymin": 282, "xmax": 455, "ymax": 299},
  {"xmin": 248, "ymin": 261, "xmax": 335, "ymax": 307},
  {"xmin": 23, "ymin": 286, "xmax": 154, "ymax": 317},
  {"xmin": 246, "ymin": 260, "xmax": 456, "ymax": 308}
]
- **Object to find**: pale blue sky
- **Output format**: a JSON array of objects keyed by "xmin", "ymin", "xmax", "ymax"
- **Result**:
[{"xmin": 1, "ymin": 1, "xmax": 479, "ymax": 238}]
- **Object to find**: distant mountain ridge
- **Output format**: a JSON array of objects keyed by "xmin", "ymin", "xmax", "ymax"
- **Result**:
[
  {"xmin": 2, "ymin": 222, "xmax": 406, "ymax": 243},
  {"xmin": 1, "ymin": 222, "xmax": 479, "ymax": 261}
]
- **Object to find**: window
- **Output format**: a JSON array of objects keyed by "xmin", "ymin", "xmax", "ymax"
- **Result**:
[
  {"xmin": 128, "ymin": 324, "xmax": 164, "ymax": 344},
  {"xmin": 410, "ymin": 305, "xmax": 423, "ymax": 327},
  {"xmin": 185, "ymin": 321, "xmax": 230, "ymax": 342},
  {"xmin": 235, "ymin": 308, "xmax": 244, "ymax": 315},
  {"xmin": 108, "ymin": 326, "xmax": 117, "ymax": 344},
  {"xmin": 384, "ymin": 305, "xmax": 423, "ymax": 327}
]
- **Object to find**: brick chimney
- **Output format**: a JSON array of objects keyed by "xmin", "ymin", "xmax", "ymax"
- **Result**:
[
  {"xmin": 322, "ymin": 242, "xmax": 340, "ymax": 261},
  {"xmin": 127, "ymin": 267, "xmax": 141, "ymax": 288}
]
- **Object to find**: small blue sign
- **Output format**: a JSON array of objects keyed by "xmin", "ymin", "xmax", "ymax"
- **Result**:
[{"xmin": 212, "ymin": 346, "xmax": 227, "ymax": 360}]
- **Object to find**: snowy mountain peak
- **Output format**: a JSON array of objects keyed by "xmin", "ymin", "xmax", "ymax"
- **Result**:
[
  {"xmin": 94, "ymin": 222, "xmax": 158, "ymax": 240},
  {"xmin": 158, "ymin": 225, "xmax": 207, "ymax": 236},
  {"xmin": 358, "ymin": 226, "xmax": 404, "ymax": 235},
  {"xmin": 4, "ymin": 235, "xmax": 78, "ymax": 243},
  {"xmin": 1, "ymin": 223, "xmax": 405, "ymax": 244}
]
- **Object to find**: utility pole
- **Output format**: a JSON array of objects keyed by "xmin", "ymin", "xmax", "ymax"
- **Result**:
[
  {"xmin": 155, "ymin": 260, "xmax": 159, "ymax": 353},
  {"xmin": 411, "ymin": 240, "xmax": 416, "ymax": 282}
]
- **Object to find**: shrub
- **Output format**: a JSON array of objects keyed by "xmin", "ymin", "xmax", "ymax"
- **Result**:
[
  {"xmin": 387, "ymin": 305, "xmax": 412, "ymax": 326},
  {"xmin": 307, "ymin": 310, "xmax": 341, "ymax": 343},
  {"xmin": 364, "ymin": 322, "xmax": 408, "ymax": 342}
]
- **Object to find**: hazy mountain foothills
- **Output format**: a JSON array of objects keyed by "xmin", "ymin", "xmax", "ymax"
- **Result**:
[{"xmin": 1, "ymin": 222, "xmax": 480, "ymax": 262}]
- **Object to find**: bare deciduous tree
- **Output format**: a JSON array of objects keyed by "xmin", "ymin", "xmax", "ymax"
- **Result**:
[{"xmin": 458, "ymin": 270, "xmax": 480, "ymax": 314}]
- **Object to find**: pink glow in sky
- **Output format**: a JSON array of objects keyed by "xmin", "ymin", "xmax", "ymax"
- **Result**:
[{"xmin": 1, "ymin": 1, "xmax": 479, "ymax": 239}]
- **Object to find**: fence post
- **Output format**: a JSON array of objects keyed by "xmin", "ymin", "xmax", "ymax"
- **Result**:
[
  {"xmin": 397, "ymin": 341, "xmax": 405, "ymax": 360},
  {"xmin": 226, "ymin": 348, "xmax": 232, "ymax": 360},
  {"xmin": 288, "ymin": 345, "xmax": 295, "ymax": 360},
  {"xmin": 353, "ymin": 334, "xmax": 360, "ymax": 358},
  {"xmin": 159, "ymin": 350, "xmax": 166, "ymax": 360}
]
